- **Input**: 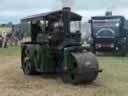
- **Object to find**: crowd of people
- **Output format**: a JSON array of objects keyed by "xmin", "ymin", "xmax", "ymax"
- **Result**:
[{"xmin": 0, "ymin": 26, "xmax": 23, "ymax": 48}]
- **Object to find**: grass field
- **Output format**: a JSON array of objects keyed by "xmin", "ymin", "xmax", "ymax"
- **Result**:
[
  {"xmin": 0, "ymin": 27, "xmax": 11, "ymax": 33},
  {"xmin": 0, "ymin": 47, "xmax": 20, "ymax": 56},
  {"xmin": 0, "ymin": 47, "xmax": 128, "ymax": 96}
]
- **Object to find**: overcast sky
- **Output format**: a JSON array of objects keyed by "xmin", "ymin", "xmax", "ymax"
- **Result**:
[{"xmin": 1, "ymin": 0, "xmax": 128, "ymax": 24}]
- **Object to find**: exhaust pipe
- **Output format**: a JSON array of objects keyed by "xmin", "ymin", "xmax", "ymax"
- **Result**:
[{"xmin": 63, "ymin": 7, "xmax": 71, "ymax": 35}]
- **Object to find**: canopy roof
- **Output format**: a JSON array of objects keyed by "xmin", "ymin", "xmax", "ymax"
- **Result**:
[
  {"xmin": 22, "ymin": 10, "xmax": 82, "ymax": 22},
  {"xmin": 91, "ymin": 16, "xmax": 125, "ymax": 20}
]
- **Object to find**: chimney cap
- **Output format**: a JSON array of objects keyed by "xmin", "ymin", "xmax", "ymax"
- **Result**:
[
  {"xmin": 105, "ymin": 11, "xmax": 112, "ymax": 16},
  {"xmin": 63, "ymin": 7, "xmax": 71, "ymax": 12}
]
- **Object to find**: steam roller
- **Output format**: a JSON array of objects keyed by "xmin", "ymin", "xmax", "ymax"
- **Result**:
[{"xmin": 20, "ymin": 7, "xmax": 102, "ymax": 84}]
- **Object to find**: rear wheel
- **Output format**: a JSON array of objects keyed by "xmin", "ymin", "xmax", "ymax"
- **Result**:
[
  {"xmin": 21, "ymin": 46, "xmax": 36, "ymax": 75},
  {"xmin": 33, "ymin": 45, "xmax": 41, "ymax": 70}
]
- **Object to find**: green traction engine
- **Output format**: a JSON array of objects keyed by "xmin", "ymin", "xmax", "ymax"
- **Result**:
[{"xmin": 21, "ymin": 7, "xmax": 102, "ymax": 84}]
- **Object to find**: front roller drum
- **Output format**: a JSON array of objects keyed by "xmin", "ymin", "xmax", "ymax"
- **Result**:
[{"xmin": 61, "ymin": 52, "xmax": 101, "ymax": 84}]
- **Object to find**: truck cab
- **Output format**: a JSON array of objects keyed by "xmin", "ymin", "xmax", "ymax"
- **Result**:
[{"xmin": 90, "ymin": 16, "xmax": 127, "ymax": 55}]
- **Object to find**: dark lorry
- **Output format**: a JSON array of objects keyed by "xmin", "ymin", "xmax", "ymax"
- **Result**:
[{"xmin": 90, "ymin": 16, "xmax": 128, "ymax": 55}]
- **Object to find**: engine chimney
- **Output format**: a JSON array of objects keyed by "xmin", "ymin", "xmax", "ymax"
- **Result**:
[
  {"xmin": 63, "ymin": 7, "xmax": 71, "ymax": 36},
  {"xmin": 63, "ymin": 7, "xmax": 71, "ymax": 12}
]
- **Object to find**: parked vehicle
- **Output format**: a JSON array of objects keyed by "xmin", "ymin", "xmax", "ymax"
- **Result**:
[
  {"xmin": 90, "ymin": 16, "xmax": 128, "ymax": 56},
  {"xmin": 20, "ymin": 7, "xmax": 102, "ymax": 84}
]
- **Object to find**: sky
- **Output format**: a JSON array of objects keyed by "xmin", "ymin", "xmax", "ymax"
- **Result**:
[{"xmin": 1, "ymin": 0, "xmax": 128, "ymax": 24}]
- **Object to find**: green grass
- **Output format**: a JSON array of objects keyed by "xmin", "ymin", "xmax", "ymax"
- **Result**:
[
  {"xmin": 96, "ymin": 56, "xmax": 128, "ymax": 96},
  {"xmin": 0, "ymin": 46, "xmax": 20, "ymax": 56},
  {"xmin": 0, "ymin": 27, "xmax": 11, "ymax": 33},
  {"xmin": 0, "ymin": 47, "xmax": 128, "ymax": 96}
]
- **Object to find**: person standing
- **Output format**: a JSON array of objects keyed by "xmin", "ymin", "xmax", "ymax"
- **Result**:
[
  {"xmin": 0, "ymin": 34, "xmax": 3, "ymax": 47},
  {"xmin": 31, "ymin": 20, "xmax": 42, "ymax": 42},
  {"xmin": 2, "ymin": 32, "xmax": 7, "ymax": 48}
]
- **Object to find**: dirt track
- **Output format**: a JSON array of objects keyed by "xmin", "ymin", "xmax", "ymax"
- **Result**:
[
  {"xmin": 1, "ymin": 53, "xmax": 128, "ymax": 96},
  {"xmin": 0, "ymin": 55, "xmax": 105, "ymax": 96}
]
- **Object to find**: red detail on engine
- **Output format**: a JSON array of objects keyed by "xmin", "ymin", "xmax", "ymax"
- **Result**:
[{"xmin": 96, "ymin": 39, "xmax": 114, "ymax": 45}]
